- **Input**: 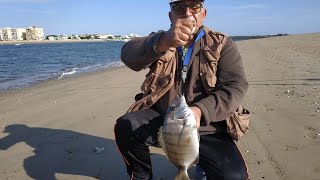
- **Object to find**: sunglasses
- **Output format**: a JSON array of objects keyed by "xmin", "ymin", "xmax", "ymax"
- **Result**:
[{"xmin": 171, "ymin": 3, "xmax": 203, "ymax": 15}]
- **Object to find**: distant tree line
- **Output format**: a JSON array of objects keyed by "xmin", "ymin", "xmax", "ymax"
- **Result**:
[
  {"xmin": 44, "ymin": 34, "xmax": 133, "ymax": 41},
  {"xmin": 231, "ymin": 33, "xmax": 289, "ymax": 40},
  {"xmin": 276, "ymin": 33, "xmax": 288, "ymax": 36}
]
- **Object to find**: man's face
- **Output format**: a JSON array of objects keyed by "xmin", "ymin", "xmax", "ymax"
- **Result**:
[{"xmin": 169, "ymin": 0, "xmax": 206, "ymax": 30}]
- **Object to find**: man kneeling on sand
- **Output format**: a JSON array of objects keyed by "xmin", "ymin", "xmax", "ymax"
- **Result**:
[{"xmin": 114, "ymin": 0, "xmax": 249, "ymax": 179}]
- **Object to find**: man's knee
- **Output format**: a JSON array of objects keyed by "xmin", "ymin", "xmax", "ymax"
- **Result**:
[{"xmin": 114, "ymin": 114, "xmax": 134, "ymax": 140}]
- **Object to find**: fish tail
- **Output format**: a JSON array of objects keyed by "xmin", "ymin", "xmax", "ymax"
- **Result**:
[{"xmin": 174, "ymin": 168, "xmax": 189, "ymax": 180}]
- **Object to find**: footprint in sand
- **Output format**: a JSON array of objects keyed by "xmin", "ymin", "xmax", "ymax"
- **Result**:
[
  {"xmin": 304, "ymin": 126, "xmax": 319, "ymax": 140},
  {"xmin": 284, "ymin": 145, "xmax": 300, "ymax": 151}
]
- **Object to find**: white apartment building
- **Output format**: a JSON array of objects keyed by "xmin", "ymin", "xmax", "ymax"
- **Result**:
[
  {"xmin": 1, "ymin": 28, "xmax": 14, "ymax": 41},
  {"xmin": 15, "ymin": 28, "xmax": 27, "ymax": 41},
  {"xmin": 0, "ymin": 29, "xmax": 3, "ymax": 41},
  {"xmin": 26, "ymin": 26, "xmax": 44, "ymax": 40},
  {"xmin": 0, "ymin": 27, "xmax": 43, "ymax": 41}
]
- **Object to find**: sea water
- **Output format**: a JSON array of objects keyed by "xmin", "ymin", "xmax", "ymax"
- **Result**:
[
  {"xmin": 0, "ymin": 38, "xmax": 247, "ymax": 91},
  {"xmin": 0, "ymin": 41, "xmax": 125, "ymax": 91}
]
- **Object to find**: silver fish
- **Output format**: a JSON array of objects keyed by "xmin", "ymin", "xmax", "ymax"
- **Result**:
[{"xmin": 158, "ymin": 95, "xmax": 200, "ymax": 180}]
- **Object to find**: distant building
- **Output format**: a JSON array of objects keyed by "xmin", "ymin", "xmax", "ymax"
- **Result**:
[
  {"xmin": 0, "ymin": 26, "xmax": 44, "ymax": 41},
  {"xmin": 0, "ymin": 27, "xmax": 27, "ymax": 41},
  {"xmin": 1, "ymin": 28, "xmax": 14, "ymax": 41},
  {"xmin": 26, "ymin": 26, "xmax": 44, "ymax": 40},
  {"xmin": 70, "ymin": 35, "xmax": 81, "ymax": 40},
  {"xmin": 59, "ymin": 35, "xmax": 69, "ymax": 40},
  {"xmin": 97, "ymin": 34, "xmax": 114, "ymax": 39},
  {"xmin": 15, "ymin": 28, "xmax": 27, "ymax": 41},
  {"xmin": 47, "ymin": 36, "xmax": 58, "ymax": 41},
  {"xmin": 128, "ymin": 33, "xmax": 141, "ymax": 38}
]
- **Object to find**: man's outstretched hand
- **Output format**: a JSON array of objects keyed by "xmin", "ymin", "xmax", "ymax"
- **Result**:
[{"xmin": 156, "ymin": 17, "xmax": 196, "ymax": 53}]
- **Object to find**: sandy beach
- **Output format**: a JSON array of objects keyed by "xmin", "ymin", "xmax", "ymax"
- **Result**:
[{"xmin": 0, "ymin": 33, "xmax": 320, "ymax": 180}]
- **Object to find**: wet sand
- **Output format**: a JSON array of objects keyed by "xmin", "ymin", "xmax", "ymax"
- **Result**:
[{"xmin": 0, "ymin": 33, "xmax": 320, "ymax": 179}]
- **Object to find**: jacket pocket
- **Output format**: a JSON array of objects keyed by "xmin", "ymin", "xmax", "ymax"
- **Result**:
[
  {"xmin": 141, "ymin": 72, "xmax": 170, "ymax": 95},
  {"xmin": 226, "ymin": 105, "xmax": 251, "ymax": 141}
]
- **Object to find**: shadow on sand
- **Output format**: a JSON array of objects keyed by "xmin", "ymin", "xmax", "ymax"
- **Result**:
[{"xmin": 0, "ymin": 124, "xmax": 184, "ymax": 180}]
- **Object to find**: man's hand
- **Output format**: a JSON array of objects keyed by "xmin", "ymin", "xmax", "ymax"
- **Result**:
[
  {"xmin": 156, "ymin": 17, "xmax": 196, "ymax": 53},
  {"xmin": 190, "ymin": 106, "xmax": 202, "ymax": 129}
]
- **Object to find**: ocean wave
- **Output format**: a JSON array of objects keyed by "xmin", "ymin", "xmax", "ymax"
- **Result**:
[
  {"xmin": 57, "ymin": 61, "xmax": 124, "ymax": 80},
  {"xmin": 0, "ymin": 61, "xmax": 124, "ymax": 91},
  {"xmin": 58, "ymin": 68, "xmax": 78, "ymax": 79}
]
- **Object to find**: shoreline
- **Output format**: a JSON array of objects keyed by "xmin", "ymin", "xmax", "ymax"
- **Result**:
[
  {"xmin": 0, "ymin": 62, "xmax": 126, "ymax": 93},
  {"xmin": 0, "ymin": 39, "xmax": 127, "ymax": 45},
  {"xmin": 0, "ymin": 64, "xmax": 126, "ymax": 96}
]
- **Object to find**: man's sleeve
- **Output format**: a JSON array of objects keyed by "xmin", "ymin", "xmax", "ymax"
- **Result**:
[
  {"xmin": 121, "ymin": 31, "xmax": 167, "ymax": 71},
  {"xmin": 193, "ymin": 37, "xmax": 249, "ymax": 125}
]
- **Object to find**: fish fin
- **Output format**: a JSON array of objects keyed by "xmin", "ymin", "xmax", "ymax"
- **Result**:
[{"xmin": 158, "ymin": 126, "xmax": 168, "ymax": 156}]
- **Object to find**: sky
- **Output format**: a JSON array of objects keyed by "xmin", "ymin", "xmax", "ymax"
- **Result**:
[{"xmin": 0, "ymin": 0, "xmax": 319, "ymax": 36}]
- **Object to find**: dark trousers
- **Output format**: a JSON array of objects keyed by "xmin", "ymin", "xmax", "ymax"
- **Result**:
[{"xmin": 114, "ymin": 108, "xmax": 249, "ymax": 180}]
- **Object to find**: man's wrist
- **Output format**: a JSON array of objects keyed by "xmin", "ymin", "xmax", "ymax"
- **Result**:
[
  {"xmin": 191, "ymin": 106, "xmax": 202, "ymax": 120},
  {"xmin": 155, "ymin": 31, "xmax": 171, "ymax": 54}
]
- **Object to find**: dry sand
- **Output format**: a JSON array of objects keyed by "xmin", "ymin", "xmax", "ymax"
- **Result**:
[{"xmin": 0, "ymin": 33, "xmax": 320, "ymax": 180}]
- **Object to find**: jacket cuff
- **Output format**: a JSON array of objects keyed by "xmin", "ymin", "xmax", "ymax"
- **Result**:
[
  {"xmin": 193, "ymin": 98, "xmax": 214, "ymax": 126},
  {"xmin": 146, "ymin": 31, "xmax": 166, "ymax": 57}
]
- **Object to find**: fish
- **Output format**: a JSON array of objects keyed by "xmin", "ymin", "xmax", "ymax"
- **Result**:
[{"xmin": 158, "ymin": 95, "xmax": 200, "ymax": 180}]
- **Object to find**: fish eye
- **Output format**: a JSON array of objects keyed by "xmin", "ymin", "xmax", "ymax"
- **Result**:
[{"xmin": 172, "ymin": 105, "xmax": 176, "ymax": 110}]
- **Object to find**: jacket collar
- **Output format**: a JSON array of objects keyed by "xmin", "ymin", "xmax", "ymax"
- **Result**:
[{"xmin": 187, "ymin": 25, "xmax": 211, "ymax": 68}]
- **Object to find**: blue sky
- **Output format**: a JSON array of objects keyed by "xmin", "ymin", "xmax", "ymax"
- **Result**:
[{"xmin": 0, "ymin": 0, "xmax": 319, "ymax": 36}]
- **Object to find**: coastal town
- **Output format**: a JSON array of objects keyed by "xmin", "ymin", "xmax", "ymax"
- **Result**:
[
  {"xmin": 0, "ymin": 26, "xmax": 141, "ymax": 42},
  {"xmin": 1, "ymin": 26, "xmax": 290, "ymax": 44}
]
